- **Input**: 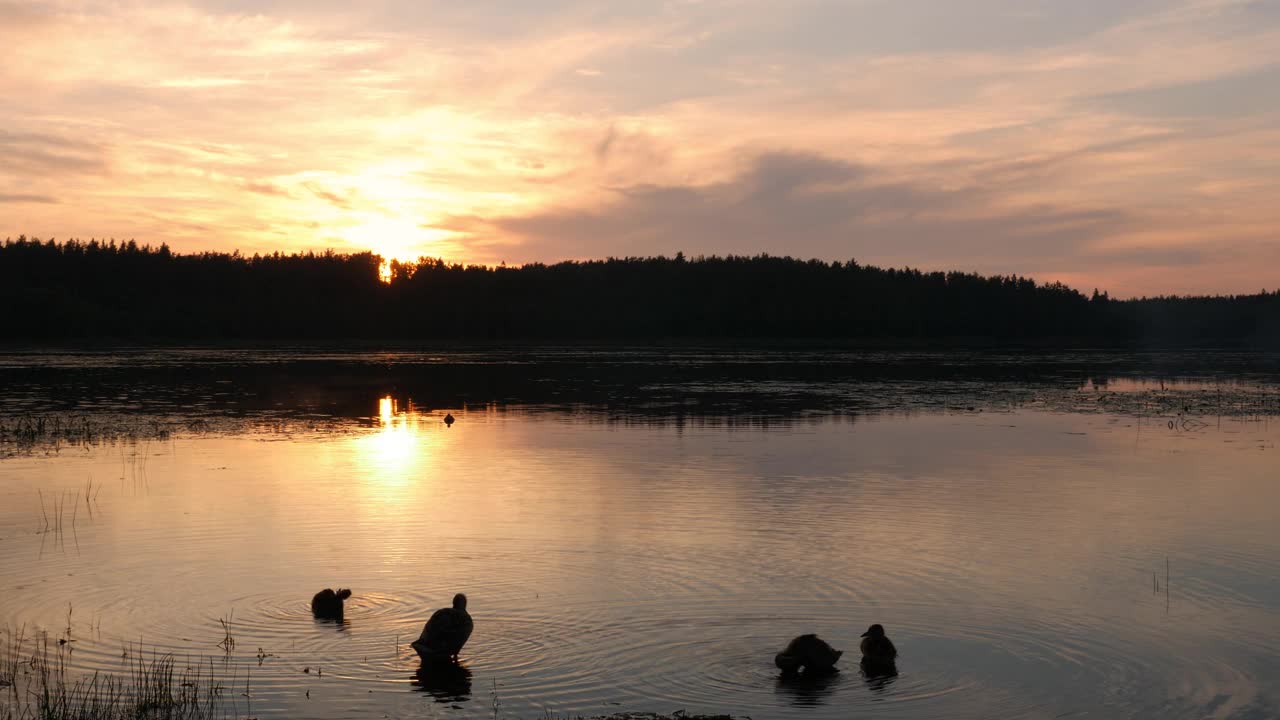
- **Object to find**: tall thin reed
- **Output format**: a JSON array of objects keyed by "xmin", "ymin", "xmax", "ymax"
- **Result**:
[{"xmin": 2, "ymin": 630, "xmax": 245, "ymax": 720}]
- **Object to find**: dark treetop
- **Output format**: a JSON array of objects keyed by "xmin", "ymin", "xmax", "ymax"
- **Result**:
[{"xmin": 2, "ymin": 237, "xmax": 1277, "ymax": 346}]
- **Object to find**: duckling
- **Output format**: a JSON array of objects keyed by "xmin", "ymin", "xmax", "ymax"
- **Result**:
[
  {"xmin": 412, "ymin": 593, "xmax": 474, "ymax": 661},
  {"xmin": 775, "ymin": 634, "xmax": 843, "ymax": 673},
  {"xmin": 859, "ymin": 623, "xmax": 897, "ymax": 666},
  {"xmin": 311, "ymin": 588, "xmax": 352, "ymax": 621}
]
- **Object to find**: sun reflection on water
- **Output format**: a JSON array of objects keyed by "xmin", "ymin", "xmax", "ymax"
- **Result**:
[{"xmin": 357, "ymin": 396, "xmax": 434, "ymax": 491}]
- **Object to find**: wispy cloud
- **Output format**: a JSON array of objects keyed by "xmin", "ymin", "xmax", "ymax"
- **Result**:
[
  {"xmin": 1088, "ymin": 63, "xmax": 1280, "ymax": 118},
  {"xmin": 0, "ymin": 130, "xmax": 107, "ymax": 174},
  {"xmin": 0, "ymin": 193, "xmax": 58, "ymax": 204},
  {"xmin": 472, "ymin": 150, "xmax": 1136, "ymax": 269}
]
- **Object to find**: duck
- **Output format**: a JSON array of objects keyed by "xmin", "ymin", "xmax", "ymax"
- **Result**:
[
  {"xmin": 443, "ymin": 413, "xmax": 455, "ymax": 427},
  {"xmin": 412, "ymin": 593, "xmax": 474, "ymax": 661},
  {"xmin": 311, "ymin": 588, "xmax": 352, "ymax": 621},
  {"xmin": 859, "ymin": 623, "xmax": 897, "ymax": 666},
  {"xmin": 774, "ymin": 634, "xmax": 843, "ymax": 674}
]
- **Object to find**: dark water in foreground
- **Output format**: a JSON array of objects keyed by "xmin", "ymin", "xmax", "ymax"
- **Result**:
[{"xmin": 1, "ymin": 349, "xmax": 1279, "ymax": 719}]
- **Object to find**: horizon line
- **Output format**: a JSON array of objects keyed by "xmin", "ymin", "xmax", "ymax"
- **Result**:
[{"xmin": 4, "ymin": 234, "xmax": 1274, "ymax": 302}]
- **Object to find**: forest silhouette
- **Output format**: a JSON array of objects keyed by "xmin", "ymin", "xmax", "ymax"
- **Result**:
[{"xmin": 2, "ymin": 236, "xmax": 1277, "ymax": 345}]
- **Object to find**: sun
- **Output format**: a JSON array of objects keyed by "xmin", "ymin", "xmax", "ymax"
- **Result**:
[
  {"xmin": 338, "ymin": 215, "xmax": 463, "ymax": 282},
  {"xmin": 341, "ymin": 215, "xmax": 426, "ymax": 261}
]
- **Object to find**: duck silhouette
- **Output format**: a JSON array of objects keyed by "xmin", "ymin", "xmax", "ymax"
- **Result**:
[
  {"xmin": 311, "ymin": 588, "xmax": 352, "ymax": 621},
  {"xmin": 775, "ymin": 634, "xmax": 843, "ymax": 674},
  {"xmin": 443, "ymin": 413, "xmax": 455, "ymax": 427},
  {"xmin": 859, "ymin": 623, "xmax": 898, "ymax": 674},
  {"xmin": 412, "ymin": 593, "xmax": 473, "ymax": 661}
]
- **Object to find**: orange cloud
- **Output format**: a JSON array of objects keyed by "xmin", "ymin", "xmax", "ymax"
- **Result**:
[{"xmin": 2, "ymin": 0, "xmax": 1279, "ymax": 296}]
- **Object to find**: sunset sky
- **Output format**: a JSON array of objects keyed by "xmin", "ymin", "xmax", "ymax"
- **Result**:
[{"xmin": 2, "ymin": 0, "xmax": 1279, "ymax": 296}]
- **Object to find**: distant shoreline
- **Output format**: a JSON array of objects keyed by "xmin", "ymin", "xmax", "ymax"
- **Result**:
[
  {"xmin": 4, "ymin": 239, "xmax": 1278, "ymax": 347},
  {"xmin": 2, "ymin": 338, "xmax": 1278, "ymax": 351}
]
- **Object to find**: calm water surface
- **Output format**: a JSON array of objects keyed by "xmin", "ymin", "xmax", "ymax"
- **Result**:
[{"xmin": 1, "ymin": 350, "xmax": 1278, "ymax": 719}]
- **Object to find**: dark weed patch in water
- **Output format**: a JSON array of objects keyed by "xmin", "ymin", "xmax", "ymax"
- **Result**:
[
  {"xmin": 3, "ymin": 349, "xmax": 1280, "ymax": 456},
  {"xmin": 0, "ymin": 416, "xmax": 193, "ymax": 459},
  {"xmin": 3, "ymin": 383, "xmax": 1279, "ymax": 458}
]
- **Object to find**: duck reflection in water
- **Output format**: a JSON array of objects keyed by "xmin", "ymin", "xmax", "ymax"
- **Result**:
[
  {"xmin": 411, "ymin": 658, "xmax": 472, "ymax": 703},
  {"xmin": 860, "ymin": 659, "xmax": 898, "ymax": 693},
  {"xmin": 775, "ymin": 664, "xmax": 841, "ymax": 706}
]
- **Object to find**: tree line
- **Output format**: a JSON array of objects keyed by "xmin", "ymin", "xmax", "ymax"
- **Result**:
[{"xmin": 2, "ymin": 236, "xmax": 1277, "ymax": 345}]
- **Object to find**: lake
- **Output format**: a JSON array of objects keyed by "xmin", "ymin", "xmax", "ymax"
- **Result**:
[{"xmin": 1, "ymin": 348, "xmax": 1278, "ymax": 719}]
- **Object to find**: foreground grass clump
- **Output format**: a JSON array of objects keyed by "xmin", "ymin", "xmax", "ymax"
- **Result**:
[
  {"xmin": 2, "ymin": 630, "xmax": 244, "ymax": 720},
  {"xmin": 3, "ymin": 628, "xmax": 738, "ymax": 720}
]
